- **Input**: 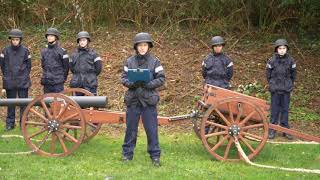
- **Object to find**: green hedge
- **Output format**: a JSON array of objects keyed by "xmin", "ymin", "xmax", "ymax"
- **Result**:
[{"xmin": 0, "ymin": 0, "xmax": 319, "ymax": 37}]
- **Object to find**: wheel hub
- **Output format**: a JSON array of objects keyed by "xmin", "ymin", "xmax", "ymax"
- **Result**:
[
  {"xmin": 48, "ymin": 120, "xmax": 60, "ymax": 132},
  {"xmin": 228, "ymin": 124, "xmax": 240, "ymax": 136}
]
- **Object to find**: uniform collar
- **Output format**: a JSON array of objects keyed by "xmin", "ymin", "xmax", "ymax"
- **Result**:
[
  {"xmin": 78, "ymin": 47, "xmax": 89, "ymax": 51},
  {"xmin": 48, "ymin": 42, "xmax": 58, "ymax": 49},
  {"xmin": 136, "ymin": 52, "xmax": 150, "ymax": 60},
  {"xmin": 135, "ymin": 52, "xmax": 150, "ymax": 66},
  {"xmin": 275, "ymin": 53, "xmax": 288, "ymax": 59},
  {"xmin": 212, "ymin": 52, "xmax": 223, "ymax": 56},
  {"xmin": 11, "ymin": 44, "xmax": 21, "ymax": 51}
]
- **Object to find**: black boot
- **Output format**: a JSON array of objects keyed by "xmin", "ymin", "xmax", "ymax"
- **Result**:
[
  {"xmin": 268, "ymin": 129, "xmax": 275, "ymax": 139},
  {"xmin": 152, "ymin": 158, "xmax": 161, "ymax": 167},
  {"xmin": 283, "ymin": 133, "xmax": 293, "ymax": 140},
  {"xmin": 121, "ymin": 156, "xmax": 132, "ymax": 162},
  {"xmin": 5, "ymin": 124, "xmax": 15, "ymax": 131}
]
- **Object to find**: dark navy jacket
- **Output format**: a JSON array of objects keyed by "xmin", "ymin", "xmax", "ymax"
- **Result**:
[
  {"xmin": 69, "ymin": 47, "xmax": 102, "ymax": 88},
  {"xmin": 202, "ymin": 52, "xmax": 233, "ymax": 88},
  {"xmin": 266, "ymin": 53, "xmax": 296, "ymax": 93},
  {"xmin": 121, "ymin": 53, "xmax": 165, "ymax": 107},
  {"xmin": 40, "ymin": 43, "xmax": 69, "ymax": 85},
  {"xmin": 0, "ymin": 45, "xmax": 31, "ymax": 89}
]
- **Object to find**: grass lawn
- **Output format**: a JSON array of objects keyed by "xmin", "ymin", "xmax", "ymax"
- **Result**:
[{"xmin": 0, "ymin": 122, "xmax": 319, "ymax": 180}]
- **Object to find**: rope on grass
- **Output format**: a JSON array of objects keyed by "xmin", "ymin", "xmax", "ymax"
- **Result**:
[
  {"xmin": 234, "ymin": 136, "xmax": 320, "ymax": 174},
  {"xmin": 0, "ymin": 135, "xmax": 33, "ymax": 155},
  {"xmin": 0, "ymin": 131, "xmax": 51, "ymax": 155},
  {"xmin": 1, "ymin": 135, "xmax": 25, "ymax": 139},
  {"xmin": 0, "ymin": 151, "xmax": 33, "ymax": 155},
  {"xmin": 244, "ymin": 136, "xmax": 320, "ymax": 144}
]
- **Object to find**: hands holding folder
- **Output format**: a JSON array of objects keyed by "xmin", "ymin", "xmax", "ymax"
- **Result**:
[{"xmin": 127, "ymin": 69, "xmax": 151, "ymax": 89}]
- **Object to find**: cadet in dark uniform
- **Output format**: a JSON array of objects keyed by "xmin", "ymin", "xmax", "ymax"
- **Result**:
[
  {"xmin": 0, "ymin": 29, "xmax": 31, "ymax": 130},
  {"xmin": 202, "ymin": 36, "xmax": 233, "ymax": 89},
  {"xmin": 40, "ymin": 28, "xmax": 69, "ymax": 93},
  {"xmin": 69, "ymin": 31, "xmax": 102, "ymax": 95},
  {"xmin": 267, "ymin": 39, "xmax": 296, "ymax": 140},
  {"xmin": 121, "ymin": 32, "xmax": 165, "ymax": 167},
  {"xmin": 201, "ymin": 36, "xmax": 233, "ymax": 134}
]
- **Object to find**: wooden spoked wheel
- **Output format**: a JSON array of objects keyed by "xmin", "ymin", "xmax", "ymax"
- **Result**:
[
  {"xmin": 62, "ymin": 88, "xmax": 102, "ymax": 142},
  {"xmin": 193, "ymin": 111, "xmax": 222, "ymax": 141},
  {"xmin": 192, "ymin": 100, "xmax": 208, "ymax": 139},
  {"xmin": 200, "ymin": 97, "xmax": 268, "ymax": 161},
  {"xmin": 194, "ymin": 116, "xmax": 224, "ymax": 148},
  {"xmin": 21, "ymin": 93, "xmax": 86, "ymax": 157},
  {"xmin": 192, "ymin": 101, "xmax": 222, "ymax": 144},
  {"xmin": 192, "ymin": 112, "xmax": 203, "ymax": 139}
]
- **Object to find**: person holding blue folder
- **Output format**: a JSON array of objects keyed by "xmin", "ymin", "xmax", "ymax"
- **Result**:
[{"xmin": 121, "ymin": 32, "xmax": 165, "ymax": 167}]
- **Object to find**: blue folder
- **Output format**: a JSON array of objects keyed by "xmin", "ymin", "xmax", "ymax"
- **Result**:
[{"xmin": 128, "ymin": 69, "xmax": 151, "ymax": 83}]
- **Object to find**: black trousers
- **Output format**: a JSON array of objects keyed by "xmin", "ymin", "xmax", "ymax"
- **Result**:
[{"xmin": 5, "ymin": 88, "xmax": 29, "ymax": 127}]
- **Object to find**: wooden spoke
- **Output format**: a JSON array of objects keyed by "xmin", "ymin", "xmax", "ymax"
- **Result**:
[
  {"xmin": 211, "ymin": 135, "xmax": 229, "ymax": 151},
  {"xmin": 28, "ymin": 128, "xmax": 47, "ymax": 139},
  {"xmin": 87, "ymin": 122, "xmax": 98, "ymax": 129},
  {"xmin": 214, "ymin": 108, "xmax": 231, "ymax": 126},
  {"xmin": 40, "ymin": 99, "xmax": 52, "ymax": 119},
  {"xmin": 242, "ymin": 132, "xmax": 263, "ymax": 141},
  {"xmin": 56, "ymin": 103, "xmax": 70, "ymax": 120},
  {"xmin": 239, "ymin": 111, "xmax": 256, "ymax": 126},
  {"xmin": 205, "ymin": 121, "xmax": 228, "ymax": 130},
  {"xmin": 223, "ymin": 138, "xmax": 234, "ymax": 160},
  {"xmin": 61, "ymin": 112, "xmax": 79, "ymax": 122},
  {"xmin": 59, "ymin": 130, "xmax": 79, "ymax": 143},
  {"xmin": 30, "ymin": 108, "xmax": 48, "ymax": 122},
  {"xmin": 51, "ymin": 97, "xmax": 58, "ymax": 119},
  {"xmin": 239, "ymin": 135, "xmax": 255, "ymax": 153},
  {"xmin": 241, "ymin": 123, "xmax": 264, "ymax": 131},
  {"xmin": 25, "ymin": 121, "xmax": 46, "ymax": 126},
  {"xmin": 57, "ymin": 134, "xmax": 68, "ymax": 153},
  {"xmin": 61, "ymin": 124, "xmax": 82, "ymax": 130},
  {"xmin": 227, "ymin": 102, "xmax": 234, "ymax": 123},
  {"xmin": 205, "ymin": 131, "xmax": 227, "ymax": 138},
  {"xmin": 50, "ymin": 133, "xmax": 57, "ymax": 154}
]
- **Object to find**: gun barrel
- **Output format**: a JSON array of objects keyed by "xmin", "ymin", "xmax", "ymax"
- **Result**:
[{"xmin": 0, "ymin": 96, "xmax": 107, "ymax": 108}]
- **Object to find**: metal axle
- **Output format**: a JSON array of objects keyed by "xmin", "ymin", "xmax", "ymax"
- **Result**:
[{"xmin": 168, "ymin": 110, "xmax": 198, "ymax": 121}]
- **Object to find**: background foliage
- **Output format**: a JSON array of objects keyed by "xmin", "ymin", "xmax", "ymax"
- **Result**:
[{"xmin": 0, "ymin": 0, "xmax": 319, "ymax": 39}]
